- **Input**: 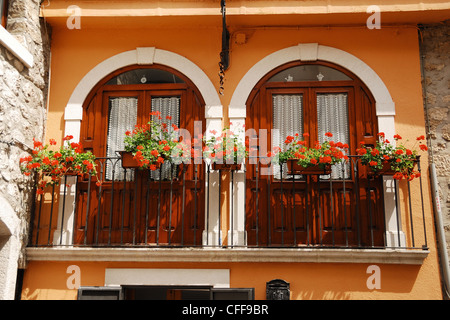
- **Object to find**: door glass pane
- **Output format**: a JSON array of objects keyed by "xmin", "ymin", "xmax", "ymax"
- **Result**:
[
  {"xmin": 150, "ymin": 96, "xmax": 181, "ymax": 180},
  {"xmin": 151, "ymin": 96, "xmax": 180, "ymax": 127},
  {"xmin": 106, "ymin": 97, "xmax": 138, "ymax": 181},
  {"xmin": 268, "ymin": 65, "xmax": 352, "ymax": 83},
  {"xmin": 316, "ymin": 93, "xmax": 350, "ymax": 179},
  {"xmin": 272, "ymin": 94, "xmax": 303, "ymax": 179},
  {"xmin": 106, "ymin": 68, "xmax": 185, "ymax": 85}
]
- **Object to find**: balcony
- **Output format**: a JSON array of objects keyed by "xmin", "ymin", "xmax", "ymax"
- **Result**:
[{"xmin": 26, "ymin": 156, "xmax": 430, "ymax": 264}]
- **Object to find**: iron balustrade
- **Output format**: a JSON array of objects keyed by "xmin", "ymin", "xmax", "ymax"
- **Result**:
[
  {"xmin": 243, "ymin": 156, "xmax": 428, "ymax": 250},
  {"xmin": 28, "ymin": 156, "xmax": 428, "ymax": 250}
]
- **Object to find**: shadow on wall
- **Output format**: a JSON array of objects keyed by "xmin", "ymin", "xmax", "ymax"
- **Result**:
[{"xmin": 288, "ymin": 263, "xmax": 423, "ymax": 300}]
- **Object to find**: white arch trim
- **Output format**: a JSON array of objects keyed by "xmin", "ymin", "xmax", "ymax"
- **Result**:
[
  {"xmin": 64, "ymin": 47, "xmax": 222, "ymax": 124},
  {"xmin": 58, "ymin": 48, "xmax": 223, "ymax": 246},
  {"xmin": 0, "ymin": 195, "xmax": 21, "ymax": 299},
  {"xmin": 228, "ymin": 43, "xmax": 403, "ymax": 248},
  {"xmin": 229, "ymin": 43, "xmax": 395, "ymax": 119}
]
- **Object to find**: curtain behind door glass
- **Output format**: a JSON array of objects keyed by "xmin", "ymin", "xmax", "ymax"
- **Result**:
[
  {"xmin": 150, "ymin": 97, "xmax": 180, "ymax": 180},
  {"xmin": 106, "ymin": 97, "xmax": 138, "ymax": 181},
  {"xmin": 317, "ymin": 93, "xmax": 350, "ymax": 179},
  {"xmin": 272, "ymin": 94, "xmax": 303, "ymax": 179}
]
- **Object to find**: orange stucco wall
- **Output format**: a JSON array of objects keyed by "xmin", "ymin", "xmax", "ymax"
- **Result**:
[
  {"xmin": 22, "ymin": 7, "xmax": 444, "ymax": 299},
  {"xmin": 22, "ymin": 260, "xmax": 441, "ymax": 300},
  {"xmin": 44, "ymin": 25, "xmax": 427, "ymax": 143}
]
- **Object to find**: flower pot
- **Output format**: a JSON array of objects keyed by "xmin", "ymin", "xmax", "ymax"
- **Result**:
[
  {"xmin": 119, "ymin": 151, "xmax": 140, "ymax": 168},
  {"xmin": 368, "ymin": 157, "xmax": 419, "ymax": 177},
  {"xmin": 286, "ymin": 159, "xmax": 331, "ymax": 175},
  {"xmin": 120, "ymin": 151, "xmax": 165, "ymax": 170},
  {"xmin": 212, "ymin": 162, "xmax": 242, "ymax": 171},
  {"xmin": 65, "ymin": 170, "xmax": 79, "ymax": 176},
  {"xmin": 371, "ymin": 162, "xmax": 396, "ymax": 176},
  {"xmin": 42, "ymin": 170, "xmax": 79, "ymax": 176}
]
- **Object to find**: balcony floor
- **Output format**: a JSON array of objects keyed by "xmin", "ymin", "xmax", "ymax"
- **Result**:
[{"xmin": 26, "ymin": 246, "xmax": 429, "ymax": 265}]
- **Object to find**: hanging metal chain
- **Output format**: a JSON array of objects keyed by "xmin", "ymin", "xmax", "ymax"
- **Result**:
[
  {"xmin": 219, "ymin": 58, "xmax": 226, "ymax": 96},
  {"xmin": 219, "ymin": 0, "xmax": 229, "ymax": 95}
]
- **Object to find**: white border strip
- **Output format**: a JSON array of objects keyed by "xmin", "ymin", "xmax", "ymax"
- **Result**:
[
  {"xmin": 0, "ymin": 25, "xmax": 33, "ymax": 68},
  {"xmin": 229, "ymin": 43, "xmax": 395, "ymax": 118},
  {"xmin": 105, "ymin": 268, "xmax": 230, "ymax": 288}
]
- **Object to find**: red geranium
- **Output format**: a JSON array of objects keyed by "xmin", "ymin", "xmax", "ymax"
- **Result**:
[
  {"xmin": 124, "ymin": 111, "xmax": 190, "ymax": 169},
  {"xmin": 274, "ymin": 132, "xmax": 349, "ymax": 169},
  {"xmin": 20, "ymin": 136, "xmax": 101, "ymax": 194},
  {"xmin": 357, "ymin": 132, "xmax": 428, "ymax": 180}
]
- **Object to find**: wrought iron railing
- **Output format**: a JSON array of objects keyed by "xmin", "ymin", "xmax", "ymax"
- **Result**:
[
  {"xmin": 28, "ymin": 156, "xmax": 428, "ymax": 251},
  {"xmin": 243, "ymin": 156, "xmax": 428, "ymax": 250}
]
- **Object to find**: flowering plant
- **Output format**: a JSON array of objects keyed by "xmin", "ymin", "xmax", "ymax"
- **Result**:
[
  {"xmin": 124, "ymin": 111, "xmax": 189, "ymax": 170},
  {"xmin": 273, "ymin": 132, "xmax": 349, "ymax": 169},
  {"xmin": 202, "ymin": 125, "xmax": 248, "ymax": 164},
  {"xmin": 20, "ymin": 135, "xmax": 99, "ymax": 194},
  {"xmin": 356, "ymin": 133, "xmax": 427, "ymax": 180}
]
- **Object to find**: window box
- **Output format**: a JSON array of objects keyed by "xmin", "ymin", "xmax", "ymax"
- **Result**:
[
  {"xmin": 367, "ymin": 157, "xmax": 420, "ymax": 179},
  {"xmin": 119, "ymin": 151, "xmax": 140, "ymax": 168},
  {"xmin": 119, "ymin": 151, "xmax": 164, "ymax": 170},
  {"xmin": 212, "ymin": 163, "xmax": 242, "ymax": 171},
  {"xmin": 286, "ymin": 159, "xmax": 331, "ymax": 175}
]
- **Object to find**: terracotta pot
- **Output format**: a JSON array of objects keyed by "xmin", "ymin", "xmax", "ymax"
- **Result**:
[
  {"xmin": 41, "ymin": 169, "xmax": 80, "ymax": 177},
  {"xmin": 212, "ymin": 162, "xmax": 242, "ymax": 171},
  {"xmin": 372, "ymin": 162, "xmax": 396, "ymax": 175},
  {"xmin": 286, "ymin": 159, "xmax": 331, "ymax": 175},
  {"xmin": 119, "ymin": 151, "xmax": 140, "ymax": 168},
  {"xmin": 368, "ymin": 157, "xmax": 419, "ymax": 177}
]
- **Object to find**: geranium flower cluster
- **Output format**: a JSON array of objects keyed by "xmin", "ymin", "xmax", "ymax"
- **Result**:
[
  {"xmin": 274, "ymin": 132, "xmax": 349, "ymax": 168},
  {"xmin": 124, "ymin": 111, "xmax": 189, "ymax": 170},
  {"xmin": 356, "ymin": 132, "xmax": 427, "ymax": 180},
  {"xmin": 20, "ymin": 135, "xmax": 99, "ymax": 194},
  {"xmin": 202, "ymin": 125, "xmax": 248, "ymax": 164}
]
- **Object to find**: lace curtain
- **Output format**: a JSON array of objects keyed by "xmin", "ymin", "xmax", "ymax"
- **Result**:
[
  {"xmin": 271, "ymin": 93, "xmax": 349, "ymax": 180},
  {"xmin": 106, "ymin": 97, "xmax": 138, "ymax": 181},
  {"xmin": 105, "ymin": 96, "xmax": 181, "ymax": 181},
  {"xmin": 272, "ymin": 94, "xmax": 303, "ymax": 179},
  {"xmin": 317, "ymin": 93, "xmax": 350, "ymax": 179},
  {"xmin": 150, "ymin": 97, "xmax": 180, "ymax": 180}
]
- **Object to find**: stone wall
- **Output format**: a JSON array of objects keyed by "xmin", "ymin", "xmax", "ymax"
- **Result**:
[
  {"xmin": 420, "ymin": 21, "xmax": 450, "ymax": 255},
  {"xmin": 0, "ymin": 0, "xmax": 51, "ymax": 269}
]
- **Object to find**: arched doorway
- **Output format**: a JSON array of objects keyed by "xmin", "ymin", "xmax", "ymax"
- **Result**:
[
  {"xmin": 53, "ymin": 48, "xmax": 222, "ymax": 247},
  {"xmin": 244, "ymin": 60, "xmax": 385, "ymax": 247},
  {"xmin": 73, "ymin": 64, "xmax": 206, "ymax": 246}
]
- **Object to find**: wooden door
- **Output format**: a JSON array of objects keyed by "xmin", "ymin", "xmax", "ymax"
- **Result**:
[
  {"xmin": 74, "ymin": 67, "xmax": 205, "ymax": 246},
  {"xmin": 137, "ymin": 89, "xmax": 205, "ymax": 245}
]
